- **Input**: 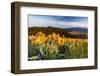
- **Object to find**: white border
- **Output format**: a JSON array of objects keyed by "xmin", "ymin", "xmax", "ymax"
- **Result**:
[{"xmin": 20, "ymin": 6, "xmax": 95, "ymax": 70}]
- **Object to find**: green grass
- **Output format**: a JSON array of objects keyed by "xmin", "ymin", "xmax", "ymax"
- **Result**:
[{"xmin": 28, "ymin": 40, "xmax": 88, "ymax": 60}]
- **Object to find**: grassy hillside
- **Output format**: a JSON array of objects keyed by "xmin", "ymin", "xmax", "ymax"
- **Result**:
[{"xmin": 28, "ymin": 27, "xmax": 87, "ymax": 39}]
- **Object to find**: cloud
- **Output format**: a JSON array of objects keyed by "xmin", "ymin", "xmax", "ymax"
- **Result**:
[
  {"xmin": 29, "ymin": 16, "xmax": 88, "ymax": 28},
  {"xmin": 64, "ymin": 22, "xmax": 87, "ymax": 28}
]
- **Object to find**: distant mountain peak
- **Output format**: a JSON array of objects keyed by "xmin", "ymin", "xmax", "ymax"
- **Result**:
[{"xmin": 65, "ymin": 27, "xmax": 88, "ymax": 33}]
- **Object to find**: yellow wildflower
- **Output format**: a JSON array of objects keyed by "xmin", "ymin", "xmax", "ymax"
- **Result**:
[{"xmin": 57, "ymin": 37, "xmax": 65, "ymax": 46}]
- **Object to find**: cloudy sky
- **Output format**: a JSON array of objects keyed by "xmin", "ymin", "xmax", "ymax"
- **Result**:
[{"xmin": 28, "ymin": 15, "xmax": 88, "ymax": 28}]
